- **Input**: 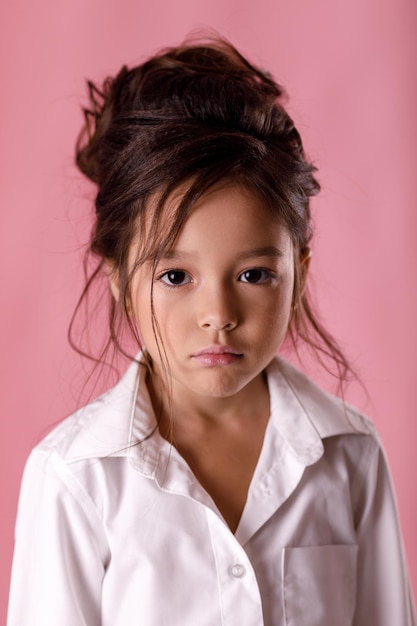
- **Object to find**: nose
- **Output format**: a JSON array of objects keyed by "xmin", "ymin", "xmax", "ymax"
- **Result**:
[{"xmin": 197, "ymin": 283, "xmax": 238, "ymax": 332}]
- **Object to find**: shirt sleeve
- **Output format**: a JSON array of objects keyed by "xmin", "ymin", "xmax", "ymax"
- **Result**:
[
  {"xmin": 353, "ymin": 438, "xmax": 416, "ymax": 625},
  {"xmin": 7, "ymin": 449, "xmax": 109, "ymax": 626}
]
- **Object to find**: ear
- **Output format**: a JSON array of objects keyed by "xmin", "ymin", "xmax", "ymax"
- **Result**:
[{"xmin": 104, "ymin": 261, "xmax": 121, "ymax": 302}]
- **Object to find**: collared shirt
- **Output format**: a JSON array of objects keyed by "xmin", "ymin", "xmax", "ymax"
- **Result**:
[{"xmin": 7, "ymin": 357, "xmax": 416, "ymax": 625}]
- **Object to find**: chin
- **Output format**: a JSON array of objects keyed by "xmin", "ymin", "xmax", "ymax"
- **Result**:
[{"xmin": 186, "ymin": 371, "xmax": 254, "ymax": 399}]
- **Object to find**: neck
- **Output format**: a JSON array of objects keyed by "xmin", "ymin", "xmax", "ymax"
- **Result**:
[{"xmin": 146, "ymin": 369, "xmax": 270, "ymax": 441}]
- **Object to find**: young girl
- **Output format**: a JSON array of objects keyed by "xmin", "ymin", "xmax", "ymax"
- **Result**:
[{"xmin": 8, "ymin": 37, "xmax": 416, "ymax": 626}]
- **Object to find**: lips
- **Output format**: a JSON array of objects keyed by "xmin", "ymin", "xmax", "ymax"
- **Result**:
[{"xmin": 192, "ymin": 345, "xmax": 243, "ymax": 367}]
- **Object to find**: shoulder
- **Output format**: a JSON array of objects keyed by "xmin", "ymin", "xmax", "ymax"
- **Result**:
[
  {"xmin": 268, "ymin": 357, "xmax": 376, "ymax": 440},
  {"xmin": 33, "ymin": 357, "xmax": 143, "ymax": 464},
  {"xmin": 267, "ymin": 358, "xmax": 384, "ymax": 485}
]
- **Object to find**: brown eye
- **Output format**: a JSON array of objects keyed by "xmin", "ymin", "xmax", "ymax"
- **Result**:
[
  {"xmin": 239, "ymin": 269, "xmax": 271, "ymax": 284},
  {"xmin": 159, "ymin": 270, "xmax": 191, "ymax": 286}
]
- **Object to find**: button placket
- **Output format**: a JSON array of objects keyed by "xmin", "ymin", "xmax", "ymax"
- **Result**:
[{"xmin": 206, "ymin": 509, "xmax": 264, "ymax": 625}]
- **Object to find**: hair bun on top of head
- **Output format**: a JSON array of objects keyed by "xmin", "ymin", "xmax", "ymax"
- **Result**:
[{"xmin": 75, "ymin": 36, "xmax": 303, "ymax": 188}]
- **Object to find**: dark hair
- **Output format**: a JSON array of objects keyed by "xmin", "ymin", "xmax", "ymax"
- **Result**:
[{"xmin": 71, "ymin": 35, "xmax": 354, "ymax": 387}]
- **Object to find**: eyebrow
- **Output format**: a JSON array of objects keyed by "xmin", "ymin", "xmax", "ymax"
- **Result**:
[
  {"xmin": 237, "ymin": 246, "xmax": 284, "ymax": 260},
  {"xmin": 160, "ymin": 246, "xmax": 284, "ymax": 261}
]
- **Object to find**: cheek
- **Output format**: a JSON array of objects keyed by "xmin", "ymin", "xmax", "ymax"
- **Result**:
[
  {"xmin": 134, "ymin": 291, "xmax": 184, "ymax": 354},
  {"xmin": 259, "ymin": 284, "xmax": 294, "ymax": 335},
  {"xmin": 130, "ymin": 285, "xmax": 154, "ymax": 343}
]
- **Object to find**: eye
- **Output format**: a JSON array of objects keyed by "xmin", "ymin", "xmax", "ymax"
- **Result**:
[
  {"xmin": 159, "ymin": 270, "xmax": 192, "ymax": 286},
  {"xmin": 238, "ymin": 268, "xmax": 272, "ymax": 284}
]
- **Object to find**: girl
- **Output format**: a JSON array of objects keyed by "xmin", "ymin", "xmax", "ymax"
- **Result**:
[{"xmin": 7, "ymin": 37, "xmax": 416, "ymax": 625}]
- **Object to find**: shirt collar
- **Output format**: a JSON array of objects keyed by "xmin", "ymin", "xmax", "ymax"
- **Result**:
[
  {"xmin": 266, "ymin": 358, "xmax": 371, "ymax": 466},
  {"xmin": 62, "ymin": 354, "xmax": 371, "ymax": 467}
]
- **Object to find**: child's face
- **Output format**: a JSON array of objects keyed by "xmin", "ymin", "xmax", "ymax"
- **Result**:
[{"xmin": 128, "ymin": 184, "xmax": 297, "ymax": 406}]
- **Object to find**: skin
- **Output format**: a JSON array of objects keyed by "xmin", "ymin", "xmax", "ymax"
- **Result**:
[{"xmin": 110, "ymin": 183, "xmax": 309, "ymax": 530}]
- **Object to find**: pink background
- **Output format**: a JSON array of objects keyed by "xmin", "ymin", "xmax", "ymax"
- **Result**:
[{"xmin": 1, "ymin": 0, "xmax": 416, "ymax": 619}]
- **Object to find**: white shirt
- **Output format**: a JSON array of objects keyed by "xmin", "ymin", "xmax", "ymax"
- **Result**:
[{"xmin": 8, "ymin": 356, "xmax": 416, "ymax": 625}]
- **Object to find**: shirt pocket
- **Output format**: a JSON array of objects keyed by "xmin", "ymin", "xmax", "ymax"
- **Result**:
[{"xmin": 282, "ymin": 544, "xmax": 358, "ymax": 626}]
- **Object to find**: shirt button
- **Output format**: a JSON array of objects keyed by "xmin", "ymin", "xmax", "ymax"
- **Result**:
[{"xmin": 230, "ymin": 563, "xmax": 246, "ymax": 578}]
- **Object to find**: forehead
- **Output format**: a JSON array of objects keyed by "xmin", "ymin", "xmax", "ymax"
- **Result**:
[
  {"xmin": 135, "ymin": 181, "xmax": 291, "ymax": 263},
  {"xmin": 162, "ymin": 183, "xmax": 292, "ymax": 255},
  {"xmin": 166, "ymin": 180, "xmax": 286, "ymax": 227}
]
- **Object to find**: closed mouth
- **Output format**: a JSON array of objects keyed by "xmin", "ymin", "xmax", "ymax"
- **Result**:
[{"xmin": 192, "ymin": 345, "xmax": 242, "ymax": 357}]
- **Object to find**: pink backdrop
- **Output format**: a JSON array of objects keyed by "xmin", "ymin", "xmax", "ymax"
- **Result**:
[{"xmin": 1, "ymin": 0, "xmax": 416, "ymax": 619}]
